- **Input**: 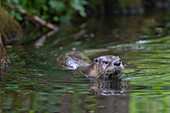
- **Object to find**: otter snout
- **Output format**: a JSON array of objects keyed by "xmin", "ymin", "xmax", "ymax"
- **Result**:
[
  {"xmin": 114, "ymin": 61, "xmax": 121, "ymax": 66},
  {"xmin": 106, "ymin": 60, "xmax": 124, "ymax": 76}
]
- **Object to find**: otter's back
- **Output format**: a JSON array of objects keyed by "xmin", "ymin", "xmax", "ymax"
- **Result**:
[{"xmin": 55, "ymin": 51, "xmax": 90, "ymax": 70}]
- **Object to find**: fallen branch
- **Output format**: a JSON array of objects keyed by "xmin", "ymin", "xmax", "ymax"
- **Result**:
[{"xmin": 5, "ymin": 3, "xmax": 59, "ymax": 31}]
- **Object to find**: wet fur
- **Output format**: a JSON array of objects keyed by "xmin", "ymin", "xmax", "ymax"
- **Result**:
[
  {"xmin": 82, "ymin": 55, "xmax": 124, "ymax": 79},
  {"xmin": 56, "ymin": 51, "xmax": 124, "ymax": 79}
]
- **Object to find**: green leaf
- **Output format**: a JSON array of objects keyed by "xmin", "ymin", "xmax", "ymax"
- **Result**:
[
  {"xmin": 49, "ymin": 0, "xmax": 65, "ymax": 11},
  {"xmin": 53, "ymin": 16, "xmax": 60, "ymax": 22}
]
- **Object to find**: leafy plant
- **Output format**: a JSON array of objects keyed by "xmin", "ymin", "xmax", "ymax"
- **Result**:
[{"xmin": 3, "ymin": 0, "xmax": 88, "ymax": 24}]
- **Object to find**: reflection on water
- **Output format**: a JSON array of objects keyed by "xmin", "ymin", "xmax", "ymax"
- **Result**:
[
  {"xmin": 0, "ymin": 10, "xmax": 170, "ymax": 113},
  {"xmin": 88, "ymin": 77, "xmax": 128, "ymax": 95},
  {"xmin": 0, "ymin": 75, "xmax": 129, "ymax": 113}
]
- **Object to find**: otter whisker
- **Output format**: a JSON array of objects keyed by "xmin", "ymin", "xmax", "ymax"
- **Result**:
[
  {"xmin": 96, "ymin": 71, "xmax": 105, "ymax": 78},
  {"xmin": 98, "ymin": 71, "xmax": 109, "ymax": 79},
  {"xmin": 103, "ymin": 73, "xmax": 109, "ymax": 79},
  {"xmin": 98, "ymin": 71, "xmax": 104, "ymax": 77}
]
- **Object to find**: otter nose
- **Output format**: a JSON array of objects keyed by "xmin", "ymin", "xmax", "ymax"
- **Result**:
[{"xmin": 114, "ymin": 61, "xmax": 121, "ymax": 66}]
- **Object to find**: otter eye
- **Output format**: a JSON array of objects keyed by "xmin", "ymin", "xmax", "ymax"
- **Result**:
[
  {"xmin": 104, "ymin": 61, "xmax": 109, "ymax": 64},
  {"xmin": 94, "ymin": 59, "xmax": 98, "ymax": 62}
]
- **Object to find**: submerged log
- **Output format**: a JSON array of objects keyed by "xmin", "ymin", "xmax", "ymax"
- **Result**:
[
  {"xmin": 0, "ymin": 36, "xmax": 10, "ymax": 69},
  {"xmin": 0, "ymin": 7, "xmax": 22, "ymax": 70}
]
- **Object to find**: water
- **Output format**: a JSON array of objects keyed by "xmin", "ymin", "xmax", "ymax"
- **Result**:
[{"xmin": 0, "ymin": 10, "xmax": 170, "ymax": 113}]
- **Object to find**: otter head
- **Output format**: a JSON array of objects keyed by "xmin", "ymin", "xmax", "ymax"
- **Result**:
[{"xmin": 93, "ymin": 55, "xmax": 124, "ymax": 79}]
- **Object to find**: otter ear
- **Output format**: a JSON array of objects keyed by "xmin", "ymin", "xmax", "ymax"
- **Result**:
[{"xmin": 94, "ymin": 58, "xmax": 99, "ymax": 63}]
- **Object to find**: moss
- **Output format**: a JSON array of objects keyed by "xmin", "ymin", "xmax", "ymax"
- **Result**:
[
  {"xmin": 0, "ymin": 36, "xmax": 6, "ymax": 58},
  {"xmin": 0, "ymin": 7, "xmax": 23, "ymax": 43}
]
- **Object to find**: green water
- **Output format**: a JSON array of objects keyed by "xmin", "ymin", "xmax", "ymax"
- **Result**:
[{"xmin": 0, "ymin": 10, "xmax": 170, "ymax": 113}]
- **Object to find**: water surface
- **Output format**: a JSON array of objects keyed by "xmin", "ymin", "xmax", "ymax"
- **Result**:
[{"xmin": 0, "ymin": 10, "xmax": 170, "ymax": 113}]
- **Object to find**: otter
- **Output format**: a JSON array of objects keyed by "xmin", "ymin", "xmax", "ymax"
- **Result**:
[{"xmin": 55, "ymin": 51, "xmax": 124, "ymax": 79}]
